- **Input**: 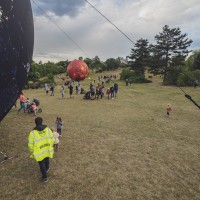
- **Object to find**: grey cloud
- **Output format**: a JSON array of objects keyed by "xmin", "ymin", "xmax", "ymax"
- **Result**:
[
  {"xmin": 32, "ymin": 0, "xmax": 200, "ymax": 62},
  {"xmin": 32, "ymin": 0, "xmax": 86, "ymax": 17}
]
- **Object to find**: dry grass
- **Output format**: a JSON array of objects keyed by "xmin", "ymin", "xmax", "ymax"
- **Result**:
[{"xmin": 0, "ymin": 72, "xmax": 200, "ymax": 200}]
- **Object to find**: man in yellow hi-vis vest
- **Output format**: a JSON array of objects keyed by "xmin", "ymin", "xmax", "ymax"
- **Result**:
[{"xmin": 28, "ymin": 117, "xmax": 54, "ymax": 182}]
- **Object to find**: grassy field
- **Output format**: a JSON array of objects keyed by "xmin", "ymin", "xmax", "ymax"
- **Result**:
[{"xmin": 0, "ymin": 72, "xmax": 200, "ymax": 200}]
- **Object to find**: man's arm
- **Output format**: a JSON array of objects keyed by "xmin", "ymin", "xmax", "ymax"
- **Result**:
[{"xmin": 28, "ymin": 132, "xmax": 34, "ymax": 155}]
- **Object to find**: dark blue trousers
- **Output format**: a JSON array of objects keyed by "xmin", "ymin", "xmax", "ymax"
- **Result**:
[{"xmin": 38, "ymin": 157, "xmax": 49, "ymax": 179}]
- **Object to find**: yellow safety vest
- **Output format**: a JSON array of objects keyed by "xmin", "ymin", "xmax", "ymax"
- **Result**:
[{"xmin": 28, "ymin": 127, "xmax": 54, "ymax": 161}]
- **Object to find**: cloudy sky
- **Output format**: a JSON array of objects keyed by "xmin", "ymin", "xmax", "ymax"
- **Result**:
[{"xmin": 31, "ymin": 0, "xmax": 200, "ymax": 63}]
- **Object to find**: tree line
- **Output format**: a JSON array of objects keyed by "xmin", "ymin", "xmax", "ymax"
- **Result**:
[
  {"xmin": 29, "ymin": 25, "xmax": 200, "ymax": 87},
  {"xmin": 122, "ymin": 25, "xmax": 200, "ymax": 86},
  {"xmin": 28, "ymin": 56, "xmax": 127, "ymax": 87}
]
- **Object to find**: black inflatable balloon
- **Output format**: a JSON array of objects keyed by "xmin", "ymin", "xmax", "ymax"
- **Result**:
[{"xmin": 0, "ymin": 0, "xmax": 34, "ymax": 121}]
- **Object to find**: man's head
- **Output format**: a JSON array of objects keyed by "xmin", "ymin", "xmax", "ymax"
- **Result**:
[{"xmin": 35, "ymin": 117, "xmax": 43, "ymax": 126}]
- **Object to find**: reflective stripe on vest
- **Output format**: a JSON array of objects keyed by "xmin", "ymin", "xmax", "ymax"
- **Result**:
[
  {"xmin": 32, "ymin": 128, "xmax": 51, "ymax": 143},
  {"xmin": 28, "ymin": 142, "xmax": 34, "ymax": 145},
  {"xmin": 34, "ymin": 149, "xmax": 54, "ymax": 158}
]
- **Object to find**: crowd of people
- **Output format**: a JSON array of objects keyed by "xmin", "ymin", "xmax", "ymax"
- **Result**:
[
  {"xmin": 16, "ymin": 73, "xmax": 182, "ymax": 184},
  {"xmin": 87, "ymin": 82, "xmax": 118, "ymax": 100},
  {"xmin": 42, "ymin": 75, "xmax": 119, "ymax": 100}
]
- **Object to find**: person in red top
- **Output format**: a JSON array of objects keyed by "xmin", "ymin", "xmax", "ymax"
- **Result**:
[
  {"xmin": 106, "ymin": 88, "xmax": 110, "ymax": 99},
  {"xmin": 18, "ymin": 91, "xmax": 26, "ymax": 113}
]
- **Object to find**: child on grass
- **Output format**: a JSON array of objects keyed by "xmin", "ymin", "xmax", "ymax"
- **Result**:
[
  {"xmin": 60, "ymin": 86, "xmax": 65, "ymax": 98},
  {"xmin": 55, "ymin": 117, "xmax": 63, "ymax": 137},
  {"xmin": 51, "ymin": 127, "xmax": 60, "ymax": 151},
  {"xmin": 31, "ymin": 102, "xmax": 37, "ymax": 116},
  {"xmin": 26, "ymin": 98, "xmax": 31, "ymax": 110},
  {"xmin": 166, "ymin": 104, "xmax": 172, "ymax": 117},
  {"xmin": 106, "ymin": 88, "xmax": 110, "ymax": 99}
]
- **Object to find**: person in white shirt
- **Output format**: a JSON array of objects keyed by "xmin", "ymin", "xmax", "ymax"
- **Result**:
[
  {"xmin": 60, "ymin": 86, "xmax": 65, "ymax": 98},
  {"xmin": 51, "ymin": 127, "xmax": 60, "ymax": 151},
  {"xmin": 44, "ymin": 83, "xmax": 49, "ymax": 95},
  {"xmin": 77, "ymin": 84, "xmax": 81, "ymax": 94}
]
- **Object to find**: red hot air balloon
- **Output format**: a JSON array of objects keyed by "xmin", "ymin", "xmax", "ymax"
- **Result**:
[{"xmin": 67, "ymin": 59, "xmax": 89, "ymax": 81}]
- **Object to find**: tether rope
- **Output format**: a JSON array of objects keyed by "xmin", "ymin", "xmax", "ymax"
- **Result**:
[{"xmin": 179, "ymin": 87, "xmax": 200, "ymax": 110}]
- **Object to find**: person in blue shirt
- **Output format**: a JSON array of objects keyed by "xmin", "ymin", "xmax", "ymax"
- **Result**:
[{"xmin": 114, "ymin": 83, "xmax": 118, "ymax": 97}]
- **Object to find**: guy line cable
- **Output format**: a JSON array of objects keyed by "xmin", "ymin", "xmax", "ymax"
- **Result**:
[
  {"xmin": 85, "ymin": 0, "xmax": 135, "ymax": 45},
  {"xmin": 31, "ymin": 0, "xmax": 89, "ymax": 58}
]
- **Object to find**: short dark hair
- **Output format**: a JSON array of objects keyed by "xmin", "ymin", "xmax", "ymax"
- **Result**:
[{"xmin": 35, "ymin": 117, "xmax": 43, "ymax": 126}]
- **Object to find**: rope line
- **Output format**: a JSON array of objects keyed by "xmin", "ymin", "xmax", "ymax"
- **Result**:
[
  {"xmin": 85, "ymin": 0, "xmax": 135, "ymax": 45},
  {"xmin": 179, "ymin": 87, "xmax": 200, "ymax": 110},
  {"xmin": 31, "ymin": 0, "xmax": 89, "ymax": 57}
]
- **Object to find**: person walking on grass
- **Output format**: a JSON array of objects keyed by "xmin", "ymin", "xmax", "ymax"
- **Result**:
[
  {"xmin": 50, "ymin": 83, "xmax": 55, "ymax": 96},
  {"xmin": 77, "ymin": 84, "xmax": 81, "ymax": 94},
  {"xmin": 166, "ymin": 104, "xmax": 172, "ymax": 117},
  {"xmin": 31, "ymin": 102, "xmax": 37, "ymax": 116},
  {"xmin": 110, "ymin": 86, "xmax": 115, "ymax": 99},
  {"xmin": 114, "ymin": 83, "xmax": 118, "ymax": 97},
  {"xmin": 55, "ymin": 117, "xmax": 63, "ymax": 137},
  {"xmin": 96, "ymin": 85, "xmax": 100, "ymax": 100},
  {"xmin": 44, "ymin": 83, "xmax": 49, "ymax": 95},
  {"xmin": 51, "ymin": 127, "xmax": 60, "ymax": 151},
  {"xmin": 18, "ymin": 91, "xmax": 26, "ymax": 113},
  {"xmin": 28, "ymin": 117, "xmax": 54, "ymax": 183},
  {"xmin": 60, "ymin": 86, "xmax": 65, "ymax": 98},
  {"xmin": 68, "ymin": 83, "xmax": 73, "ymax": 98},
  {"xmin": 75, "ymin": 84, "xmax": 78, "ymax": 95},
  {"xmin": 101, "ymin": 85, "xmax": 104, "ymax": 99},
  {"xmin": 106, "ymin": 88, "xmax": 110, "ymax": 99},
  {"xmin": 193, "ymin": 80, "xmax": 198, "ymax": 88},
  {"xmin": 126, "ymin": 79, "xmax": 129, "ymax": 86}
]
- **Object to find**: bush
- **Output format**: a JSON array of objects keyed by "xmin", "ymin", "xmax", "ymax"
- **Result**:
[
  {"xmin": 191, "ymin": 70, "xmax": 200, "ymax": 80},
  {"xmin": 27, "ymin": 82, "xmax": 41, "ymax": 89},
  {"xmin": 130, "ymin": 74, "xmax": 152, "ymax": 83},
  {"xmin": 163, "ymin": 66, "xmax": 182, "ymax": 85},
  {"xmin": 177, "ymin": 70, "xmax": 200, "ymax": 86},
  {"xmin": 120, "ymin": 69, "xmax": 151, "ymax": 83},
  {"xmin": 177, "ymin": 71, "xmax": 192, "ymax": 86},
  {"xmin": 95, "ymin": 69, "xmax": 103, "ymax": 73},
  {"xmin": 47, "ymin": 73, "xmax": 54, "ymax": 80},
  {"xmin": 120, "ymin": 69, "xmax": 135, "ymax": 80},
  {"xmin": 51, "ymin": 66, "xmax": 66, "ymax": 74},
  {"xmin": 40, "ymin": 77, "xmax": 54, "ymax": 84}
]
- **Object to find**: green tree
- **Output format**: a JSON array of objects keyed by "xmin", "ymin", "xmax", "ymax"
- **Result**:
[
  {"xmin": 28, "ymin": 62, "xmax": 41, "ymax": 81},
  {"xmin": 89, "ymin": 56, "xmax": 101, "ymax": 71},
  {"xmin": 84, "ymin": 57, "xmax": 93, "ymax": 67},
  {"xmin": 105, "ymin": 58, "xmax": 120, "ymax": 71},
  {"xmin": 115, "ymin": 57, "xmax": 129, "ymax": 68},
  {"xmin": 193, "ymin": 51, "xmax": 200, "ymax": 70},
  {"xmin": 43, "ymin": 61, "xmax": 55, "ymax": 74},
  {"xmin": 129, "ymin": 38, "xmax": 150, "ymax": 75},
  {"xmin": 150, "ymin": 25, "xmax": 193, "ymax": 81},
  {"xmin": 55, "ymin": 60, "xmax": 70, "ymax": 68},
  {"xmin": 185, "ymin": 50, "xmax": 200, "ymax": 71},
  {"xmin": 47, "ymin": 73, "xmax": 55, "ymax": 82}
]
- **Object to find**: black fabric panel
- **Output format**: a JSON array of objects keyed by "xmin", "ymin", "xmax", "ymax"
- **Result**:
[{"xmin": 0, "ymin": 0, "xmax": 34, "ymax": 121}]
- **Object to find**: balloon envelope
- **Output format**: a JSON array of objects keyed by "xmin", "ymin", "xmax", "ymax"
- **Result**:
[
  {"xmin": 67, "ymin": 59, "xmax": 89, "ymax": 81},
  {"xmin": 0, "ymin": 0, "xmax": 34, "ymax": 121}
]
